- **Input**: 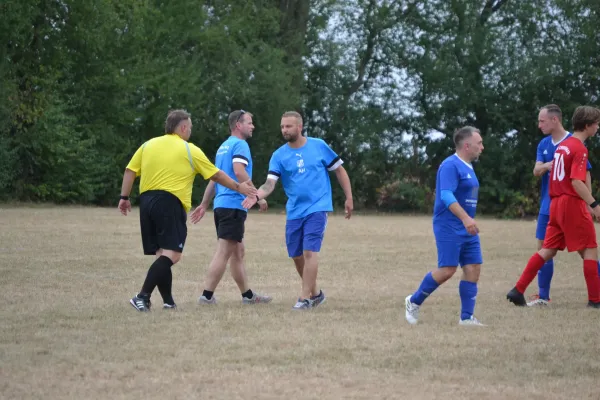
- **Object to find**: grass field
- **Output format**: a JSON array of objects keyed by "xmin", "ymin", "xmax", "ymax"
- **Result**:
[{"xmin": 1, "ymin": 207, "xmax": 599, "ymax": 400}]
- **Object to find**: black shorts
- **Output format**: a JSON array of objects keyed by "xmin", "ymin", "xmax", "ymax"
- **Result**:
[
  {"xmin": 139, "ymin": 190, "xmax": 187, "ymax": 255},
  {"xmin": 213, "ymin": 207, "xmax": 247, "ymax": 243}
]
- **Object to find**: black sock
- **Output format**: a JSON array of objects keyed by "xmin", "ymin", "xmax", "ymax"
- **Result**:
[
  {"xmin": 157, "ymin": 265, "xmax": 174, "ymax": 305},
  {"xmin": 141, "ymin": 256, "xmax": 174, "ymax": 297},
  {"xmin": 242, "ymin": 289, "xmax": 254, "ymax": 299},
  {"xmin": 202, "ymin": 290, "xmax": 214, "ymax": 300}
]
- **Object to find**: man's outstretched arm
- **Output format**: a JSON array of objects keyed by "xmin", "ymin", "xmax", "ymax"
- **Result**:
[{"xmin": 241, "ymin": 178, "xmax": 277, "ymax": 209}]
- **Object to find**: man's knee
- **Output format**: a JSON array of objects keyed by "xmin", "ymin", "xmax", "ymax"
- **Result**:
[
  {"xmin": 433, "ymin": 266, "xmax": 457, "ymax": 283},
  {"xmin": 217, "ymin": 239, "xmax": 237, "ymax": 255},
  {"xmin": 580, "ymin": 247, "xmax": 598, "ymax": 260},
  {"xmin": 161, "ymin": 250, "xmax": 182, "ymax": 264},
  {"xmin": 539, "ymin": 248, "xmax": 558, "ymax": 261},
  {"xmin": 462, "ymin": 264, "xmax": 481, "ymax": 282},
  {"xmin": 232, "ymin": 242, "xmax": 245, "ymax": 261}
]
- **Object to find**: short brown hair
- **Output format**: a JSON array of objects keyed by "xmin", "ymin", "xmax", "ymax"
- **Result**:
[
  {"xmin": 541, "ymin": 104, "xmax": 562, "ymax": 120},
  {"xmin": 453, "ymin": 126, "xmax": 480, "ymax": 147},
  {"xmin": 228, "ymin": 110, "xmax": 253, "ymax": 131},
  {"xmin": 572, "ymin": 106, "xmax": 600, "ymax": 132},
  {"xmin": 165, "ymin": 109, "xmax": 191, "ymax": 133},
  {"xmin": 282, "ymin": 111, "xmax": 303, "ymax": 125}
]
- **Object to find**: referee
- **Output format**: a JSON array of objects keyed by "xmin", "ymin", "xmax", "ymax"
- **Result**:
[{"xmin": 118, "ymin": 109, "xmax": 257, "ymax": 312}]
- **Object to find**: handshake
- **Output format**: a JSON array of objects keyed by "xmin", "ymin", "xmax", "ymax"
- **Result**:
[
  {"xmin": 189, "ymin": 178, "xmax": 268, "ymax": 225},
  {"xmin": 237, "ymin": 180, "xmax": 268, "ymax": 211}
]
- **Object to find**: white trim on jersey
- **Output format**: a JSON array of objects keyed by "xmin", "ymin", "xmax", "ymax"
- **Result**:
[
  {"xmin": 327, "ymin": 159, "xmax": 344, "ymax": 171},
  {"xmin": 232, "ymin": 157, "xmax": 249, "ymax": 165}
]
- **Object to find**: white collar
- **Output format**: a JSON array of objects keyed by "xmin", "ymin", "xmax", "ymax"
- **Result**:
[
  {"xmin": 551, "ymin": 131, "xmax": 570, "ymax": 146},
  {"xmin": 454, "ymin": 153, "xmax": 474, "ymax": 169}
]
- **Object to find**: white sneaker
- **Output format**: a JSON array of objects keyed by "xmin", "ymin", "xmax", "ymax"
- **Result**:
[
  {"xmin": 527, "ymin": 296, "xmax": 550, "ymax": 307},
  {"xmin": 459, "ymin": 316, "xmax": 486, "ymax": 326},
  {"xmin": 405, "ymin": 295, "xmax": 420, "ymax": 325},
  {"xmin": 198, "ymin": 295, "xmax": 217, "ymax": 305},
  {"xmin": 242, "ymin": 293, "xmax": 273, "ymax": 304}
]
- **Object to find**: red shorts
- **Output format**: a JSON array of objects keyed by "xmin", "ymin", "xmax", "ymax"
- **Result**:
[{"xmin": 544, "ymin": 195, "xmax": 597, "ymax": 252}]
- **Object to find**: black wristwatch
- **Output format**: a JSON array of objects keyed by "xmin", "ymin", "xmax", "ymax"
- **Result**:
[
  {"xmin": 255, "ymin": 195, "xmax": 260, "ymax": 202},
  {"xmin": 120, "ymin": 195, "xmax": 130, "ymax": 201},
  {"xmin": 590, "ymin": 200, "xmax": 599, "ymax": 209}
]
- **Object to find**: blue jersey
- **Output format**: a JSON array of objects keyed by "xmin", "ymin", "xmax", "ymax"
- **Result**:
[
  {"xmin": 433, "ymin": 154, "xmax": 479, "ymax": 238},
  {"xmin": 267, "ymin": 137, "xmax": 342, "ymax": 220},
  {"xmin": 213, "ymin": 136, "xmax": 252, "ymax": 211},
  {"xmin": 536, "ymin": 132, "xmax": 591, "ymax": 215}
]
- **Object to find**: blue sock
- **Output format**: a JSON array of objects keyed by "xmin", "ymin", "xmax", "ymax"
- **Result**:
[
  {"xmin": 538, "ymin": 259, "xmax": 554, "ymax": 300},
  {"xmin": 410, "ymin": 272, "xmax": 439, "ymax": 305},
  {"xmin": 597, "ymin": 261, "xmax": 600, "ymax": 277},
  {"xmin": 459, "ymin": 280, "xmax": 478, "ymax": 321}
]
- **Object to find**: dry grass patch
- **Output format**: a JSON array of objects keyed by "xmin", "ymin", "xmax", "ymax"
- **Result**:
[{"xmin": 1, "ymin": 207, "xmax": 598, "ymax": 399}]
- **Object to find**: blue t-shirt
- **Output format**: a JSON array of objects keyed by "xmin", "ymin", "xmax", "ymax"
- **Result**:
[
  {"xmin": 536, "ymin": 132, "xmax": 592, "ymax": 215},
  {"xmin": 214, "ymin": 136, "xmax": 252, "ymax": 211},
  {"xmin": 267, "ymin": 137, "xmax": 342, "ymax": 220},
  {"xmin": 433, "ymin": 154, "xmax": 479, "ymax": 238}
]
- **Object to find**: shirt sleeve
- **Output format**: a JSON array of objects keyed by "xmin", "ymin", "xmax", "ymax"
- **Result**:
[
  {"xmin": 536, "ymin": 141, "xmax": 544, "ymax": 163},
  {"xmin": 318, "ymin": 139, "xmax": 343, "ymax": 171},
  {"xmin": 438, "ymin": 163, "xmax": 459, "ymax": 193},
  {"xmin": 570, "ymin": 147, "xmax": 588, "ymax": 181},
  {"xmin": 267, "ymin": 152, "xmax": 281, "ymax": 181},
  {"xmin": 190, "ymin": 144, "xmax": 220, "ymax": 180},
  {"xmin": 125, "ymin": 144, "xmax": 145, "ymax": 177},
  {"xmin": 232, "ymin": 141, "xmax": 251, "ymax": 166},
  {"xmin": 586, "ymin": 159, "xmax": 592, "ymax": 171}
]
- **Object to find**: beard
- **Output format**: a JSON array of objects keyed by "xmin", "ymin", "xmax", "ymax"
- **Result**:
[{"xmin": 284, "ymin": 133, "xmax": 299, "ymax": 143}]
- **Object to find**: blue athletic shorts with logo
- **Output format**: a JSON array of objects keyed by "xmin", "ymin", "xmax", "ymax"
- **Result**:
[
  {"xmin": 285, "ymin": 211, "xmax": 328, "ymax": 258},
  {"xmin": 435, "ymin": 234, "xmax": 483, "ymax": 267},
  {"xmin": 536, "ymin": 213, "xmax": 550, "ymax": 240}
]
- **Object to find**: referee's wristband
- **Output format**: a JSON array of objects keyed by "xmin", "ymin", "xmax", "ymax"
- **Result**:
[
  {"xmin": 590, "ymin": 200, "xmax": 599, "ymax": 209},
  {"xmin": 120, "ymin": 195, "xmax": 129, "ymax": 201}
]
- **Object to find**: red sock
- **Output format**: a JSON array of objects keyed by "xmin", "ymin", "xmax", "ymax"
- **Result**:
[
  {"xmin": 583, "ymin": 259, "xmax": 600, "ymax": 303},
  {"xmin": 516, "ymin": 253, "xmax": 546, "ymax": 293}
]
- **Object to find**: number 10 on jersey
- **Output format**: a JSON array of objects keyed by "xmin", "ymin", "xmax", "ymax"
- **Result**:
[{"xmin": 553, "ymin": 153, "xmax": 565, "ymax": 181}]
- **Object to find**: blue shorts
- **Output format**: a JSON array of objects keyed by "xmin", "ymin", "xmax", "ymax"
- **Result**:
[
  {"xmin": 435, "ymin": 235, "xmax": 482, "ymax": 268},
  {"xmin": 285, "ymin": 212, "xmax": 328, "ymax": 258},
  {"xmin": 536, "ymin": 213, "xmax": 550, "ymax": 240}
]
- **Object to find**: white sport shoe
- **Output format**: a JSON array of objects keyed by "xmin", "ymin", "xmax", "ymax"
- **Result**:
[
  {"xmin": 242, "ymin": 293, "xmax": 273, "ymax": 304},
  {"xmin": 405, "ymin": 295, "xmax": 420, "ymax": 325},
  {"xmin": 459, "ymin": 316, "xmax": 486, "ymax": 326},
  {"xmin": 198, "ymin": 295, "xmax": 217, "ymax": 305},
  {"xmin": 527, "ymin": 295, "xmax": 550, "ymax": 307}
]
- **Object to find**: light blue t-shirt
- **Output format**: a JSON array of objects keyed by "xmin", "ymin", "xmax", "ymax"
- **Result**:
[
  {"xmin": 433, "ymin": 154, "xmax": 479, "ymax": 238},
  {"xmin": 268, "ymin": 137, "xmax": 342, "ymax": 220},
  {"xmin": 536, "ymin": 132, "xmax": 592, "ymax": 215},
  {"xmin": 214, "ymin": 136, "xmax": 252, "ymax": 211}
]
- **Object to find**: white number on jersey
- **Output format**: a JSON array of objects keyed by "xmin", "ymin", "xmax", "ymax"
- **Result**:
[{"xmin": 553, "ymin": 153, "xmax": 565, "ymax": 181}]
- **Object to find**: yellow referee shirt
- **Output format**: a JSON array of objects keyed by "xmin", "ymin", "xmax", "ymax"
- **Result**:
[{"xmin": 126, "ymin": 134, "xmax": 219, "ymax": 212}]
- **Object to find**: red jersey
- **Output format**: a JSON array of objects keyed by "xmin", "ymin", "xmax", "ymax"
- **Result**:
[{"xmin": 549, "ymin": 136, "xmax": 588, "ymax": 199}]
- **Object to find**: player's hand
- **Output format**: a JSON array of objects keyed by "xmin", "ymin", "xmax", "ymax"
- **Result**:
[
  {"xmin": 118, "ymin": 199, "xmax": 131, "ymax": 216},
  {"xmin": 238, "ymin": 180, "xmax": 258, "ymax": 197},
  {"xmin": 189, "ymin": 205, "xmax": 207, "ymax": 224},
  {"xmin": 591, "ymin": 206, "xmax": 600, "ymax": 222},
  {"xmin": 462, "ymin": 216, "xmax": 479, "ymax": 235},
  {"xmin": 546, "ymin": 161, "xmax": 553, "ymax": 172},
  {"xmin": 344, "ymin": 198, "xmax": 354, "ymax": 219},
  {"xmin": 242, "ymin": 196, "xmax": 258, "ymax": 209},
  {"xmin": 258, "ymin": 199, "xmax": 268, "ymax": 212}
]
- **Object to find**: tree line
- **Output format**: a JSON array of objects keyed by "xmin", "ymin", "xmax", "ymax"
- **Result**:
[{"xmin": 2, "ymin": 0, "xmax": 599, "ymax": 217}]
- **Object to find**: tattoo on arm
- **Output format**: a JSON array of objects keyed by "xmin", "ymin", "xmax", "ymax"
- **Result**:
[{"xmin": 259, "ymin": 179, "xmax": 275, "ymax": 197}]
